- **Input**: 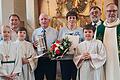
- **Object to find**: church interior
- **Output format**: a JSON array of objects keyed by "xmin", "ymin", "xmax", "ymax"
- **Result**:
[
  {"xmin": 0, "ymin": 0, "xmax": 119, "ymax": 38},
  {"xmin": 0, "ymin": 0, "xmax": 119, "ymax": 80}
]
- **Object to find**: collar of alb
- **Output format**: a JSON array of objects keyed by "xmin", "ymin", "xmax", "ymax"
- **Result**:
[{"xmin": 103, "ymin": 18, "xmax": 120, "ymax": 28}]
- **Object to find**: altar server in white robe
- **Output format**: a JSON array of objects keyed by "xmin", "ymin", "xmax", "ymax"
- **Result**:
[
  {"xmin": 74, "ymin": 24, "xmax": 106, "ymax": 80},
  {"xmin": 0, "ymin": 25, "xmax": 22, "ymax": 80},
  {"xmin": 15, "ymin": 27, "xmax": 37, "ymax": 80}
]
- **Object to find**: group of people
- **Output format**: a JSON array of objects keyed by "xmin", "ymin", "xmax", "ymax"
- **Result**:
[
  {"xmin": 0, "ymin": 2, "xmax": 119, "ymax": 80},
  {"xmin": 0, "ymin": 14, "xmax": 37, "ymax": 80}
]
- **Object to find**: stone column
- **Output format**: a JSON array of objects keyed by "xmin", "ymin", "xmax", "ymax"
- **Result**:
[{"xmin": 26, "ymin": 0, "xmax": 39, "ymax": 29}]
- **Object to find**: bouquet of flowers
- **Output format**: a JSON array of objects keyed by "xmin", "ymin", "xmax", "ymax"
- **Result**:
[{"xmin": 48, "ymin": 37, "xmax": 72, "ymax": 60}]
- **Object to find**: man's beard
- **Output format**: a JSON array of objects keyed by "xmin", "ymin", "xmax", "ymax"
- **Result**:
[{"xmin": 92, "ymin": 17, "xmax": 99, "ymax": 23}]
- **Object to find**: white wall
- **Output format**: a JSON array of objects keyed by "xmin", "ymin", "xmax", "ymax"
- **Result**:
[{"xmin": 0, "ymin": 0, "xmax": 14, "ymax": 25}]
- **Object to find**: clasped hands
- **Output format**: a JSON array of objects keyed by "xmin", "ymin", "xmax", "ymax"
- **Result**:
[{"xmin": 80, "ymin": 52, "xmax": 91, "ymax": 60}]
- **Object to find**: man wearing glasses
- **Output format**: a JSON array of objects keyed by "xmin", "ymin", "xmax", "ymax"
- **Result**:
[
  {"xmin": 89, "ymin": 6, "xmax": 103, "ymax": 39},
  {"xmin": 96, "ymin": 3, "xmax": 120, "ymax": 80}
]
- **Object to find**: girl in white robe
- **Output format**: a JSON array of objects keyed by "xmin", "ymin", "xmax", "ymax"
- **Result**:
[
  {"xmin": 0, "ymin": 25, "xmax": 22, "ymax": 80},
  {"xmin": 14, "ymin": 27, "xmax": 37, "ymax": 80},
  {"xmin": 73, "ymin": 24, "xmax": 106, "ymax": 80}
]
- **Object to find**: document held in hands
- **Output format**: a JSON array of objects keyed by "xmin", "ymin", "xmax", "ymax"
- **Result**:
[{"xmin": 65, "ymin": 35, "xmax": 79, "ymax": 49}]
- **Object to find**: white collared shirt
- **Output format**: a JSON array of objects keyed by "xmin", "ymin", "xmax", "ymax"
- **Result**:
[
  {"xmin": 32, "ymin": 26, "xmax": 58, "ymax": 49},
  {"xmin": 92, "ymin": 20, "xmax": 102, "ymax": 28},
  {"xmin": 92, "ymin": 20, "xmax": 102, "ymax": 39}
]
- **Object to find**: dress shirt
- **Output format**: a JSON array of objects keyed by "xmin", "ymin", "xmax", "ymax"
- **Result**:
[
  {"xmin": 32, "ymin": 26, "xmax": 58, "ymax": 49},
  {"xmin": 92, "ymin": 20, "xmax": 102, "ymax": 28}
]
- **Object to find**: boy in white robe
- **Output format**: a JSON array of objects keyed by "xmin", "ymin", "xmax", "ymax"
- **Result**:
[
  {"xmin": 15, "ymin": 27, "xmax": 37, "ymax": 80},
  {"xmin": 73, "ymin": 24, "xmax": 106, "ymax": 80},
  {"xmin": 0, "ymin": 25, "xmax": 22, "ymax": 80}
]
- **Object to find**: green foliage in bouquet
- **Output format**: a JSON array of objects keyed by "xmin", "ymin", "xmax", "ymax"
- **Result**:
[{"xmin": 48, "ymin": 37, "xmax": 72, "ymax": 59}]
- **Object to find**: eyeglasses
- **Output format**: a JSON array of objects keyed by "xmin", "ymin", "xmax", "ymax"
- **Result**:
[
  {"xmin": 90, "ymin": 11, "xmax": 99, "ymax": 15},
  {"xmin": 106, "ymin": 10, "xmax": 117, "ymax": 13}
]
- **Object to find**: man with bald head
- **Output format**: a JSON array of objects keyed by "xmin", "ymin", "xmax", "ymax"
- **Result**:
[
  {"xmin": 32, "ymin": 13, "xmax": 58, "ymax": 80},
  {"xmin": 96, "ymin": 3, "xmax": 120, "ymax": 80}
]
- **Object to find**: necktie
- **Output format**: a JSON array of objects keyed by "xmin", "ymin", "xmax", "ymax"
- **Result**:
[{"xmin": 43, "ymin": 29, "xmax": 47, "ymax": 51}]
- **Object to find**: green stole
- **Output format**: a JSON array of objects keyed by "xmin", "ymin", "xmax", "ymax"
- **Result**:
[{"xmin": 96, "ymin": 24, "xmax": 120, "ymax": 61}]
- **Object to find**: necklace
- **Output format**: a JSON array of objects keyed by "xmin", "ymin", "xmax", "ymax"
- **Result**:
[{"xmin": 3, "ymin": 41, "xmax": 11, "ymax": 61}]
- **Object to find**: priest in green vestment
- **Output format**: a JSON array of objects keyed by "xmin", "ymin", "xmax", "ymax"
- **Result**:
[{"xmin": 96, "ymin": 3, "xmax": 120, "ymax": 80}]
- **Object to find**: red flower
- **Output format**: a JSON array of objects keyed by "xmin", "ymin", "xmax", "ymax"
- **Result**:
[
  {"xmin": 48, "ymin": 37, "xmax": 71, "ymax": 59},
  {"xmin": 55, "ymin": 49, "xmax": 60, "ymax": 55},
  {"xmin": 51, "ymin": 44, "xmax": 57, "ymax": 50},
  {"xmin": 56, "ymin": 40, "xmax": 60, "ymax": 44}
]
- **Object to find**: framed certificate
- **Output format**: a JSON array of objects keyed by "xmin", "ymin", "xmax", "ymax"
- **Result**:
[
  {"xmin": 35, "ymin": 35, "xmax": 48, "ymax": 58},
  {"xmin": 36, "ymin": 35, "xmax": 46, "ymax": 52}
]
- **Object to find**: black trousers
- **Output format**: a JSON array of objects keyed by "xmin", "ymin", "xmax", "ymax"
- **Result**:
[
  {"xmin": 34, "ymin": 57, "xmax": 57, "ymax": 80},
  {"xmin": 60, "ymin": 60, "xmax": 77, "ymax": 80}
]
